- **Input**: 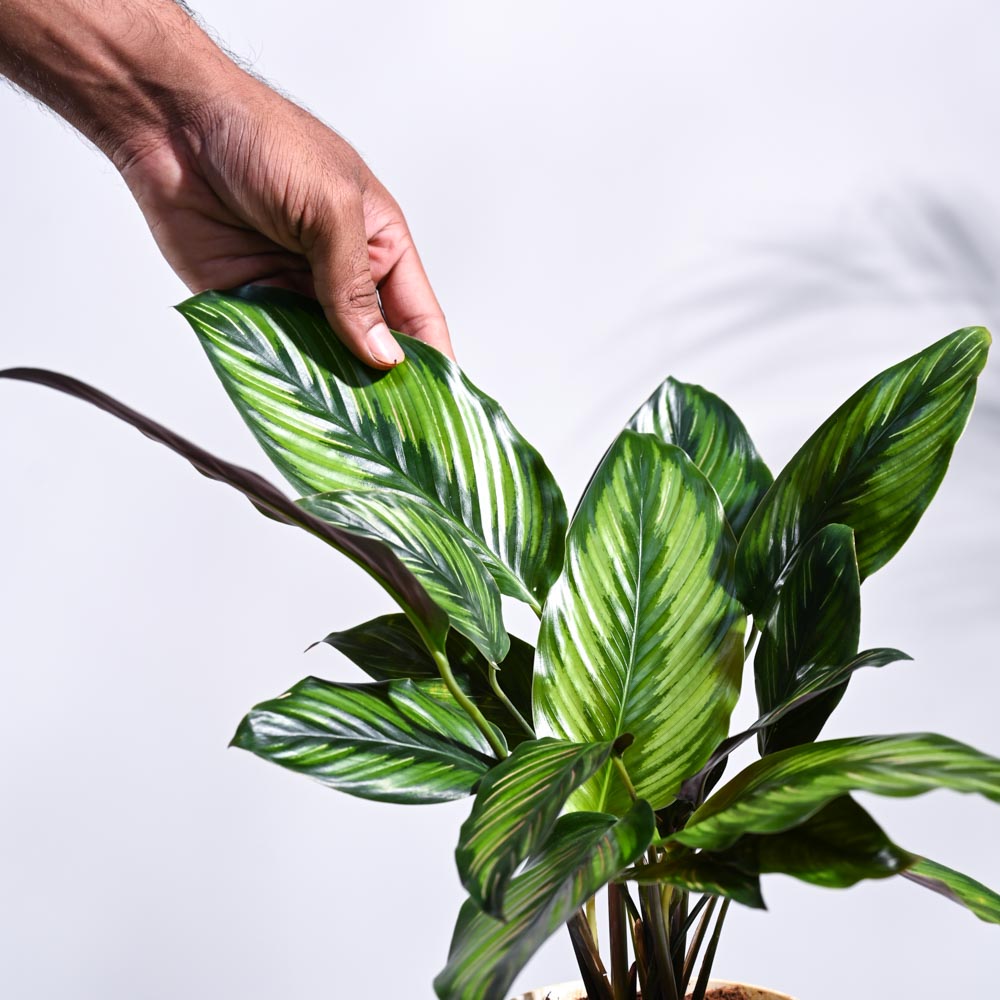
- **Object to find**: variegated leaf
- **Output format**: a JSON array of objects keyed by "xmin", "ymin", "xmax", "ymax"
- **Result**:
[
  {"xmin": 434, "ymin": 801, "xmax": 655, "ymax": 1000},
  {"xmin": 534, "ymin": 431, "xmax": 745, "ymax": 814},
  {"xmin": 677, "ymin": 734, "xmax": 1000, "ymax": 851},
  {"xmin": 178, "ymin": 286, "xmax": 567, "ymax": 610},
  {"xmin": 300, "ymin": 490, "xmax": 507, "ymax": 663},
  {"xmin": 902, "ymin": 856, "xmax": 1000, "ymax": 924},
  {"xmin": 456, "ymin": 738, "xmax": 615, "ymax": 915},
  {"xmin": 628, "ymin": 376, "xmax": 773, "ymax": 536},
  {"xmin": 737, "ymin": 327, "xmax": 991, "ymax": 619},
  {"xmin": 231, "ymin": 676, "xmax": 503, "ymax": 804}
]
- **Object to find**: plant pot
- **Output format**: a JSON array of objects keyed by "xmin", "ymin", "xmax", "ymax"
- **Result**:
[{"xmin": 515, "ymin": 980, "xmax": 796, "ymax": 1000}]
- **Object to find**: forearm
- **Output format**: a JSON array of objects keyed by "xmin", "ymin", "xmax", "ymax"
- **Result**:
[{"xmin": 0, "ymin": 0, "xmax": 240, "ymax": 164}]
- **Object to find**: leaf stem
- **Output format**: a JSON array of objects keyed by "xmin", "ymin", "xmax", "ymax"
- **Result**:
[
  {"xmin": 609, "ymin": 884, "xmax": 630, "ymax": 1000},
  {"xmin": 432, "ymin": 648, "xmax": 507, "ymax": 759},
  {"xmin": 487, "ymin": 662, "xmax": 535, "ymax": 736},
  {"xmin": 568, "ymin": 910, "xmax": 613, "ymax": 1000},
  {"xmin": 641, "ymin": 882, "xmax": 678, "ymax": 1000},
  {"xmin": 744, "ymin": 623, "xmax": 760, "ymax": 658},
  {"xmin": 613, "ymin": 755, "xmax": 640, "ymax": 803},
  {"xmin": 690, "ymin": 898, "xmax": 730, "ymax": 1000},
  {"xmin": 681, "ymin": 895, "xmax": 717, "ymax": 994}
]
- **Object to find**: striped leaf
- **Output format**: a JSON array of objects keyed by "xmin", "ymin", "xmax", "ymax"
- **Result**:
[
  {"xmin": 534, "ymin": 431, "xmax": 746, "ymax": 815},
  {"xmin": 622, "ymin": 852, "xmax": 765, "ymax": 909},
  {"xmin": 300, "ymin": 490, "xmax": 507, "ymax": 662},
  {"xmin": 231, "ymin": 676, "xmax": 503, "ymax": 804},
  {"xmin": 676, "ymin": 734, "xmax": 1000, "ymax": 852},
  {"xmin": 755, "ymin": 524, "xmax": 861, "ymax": 753},
  {"xmin": 0, "ymin": 368, "xmax": 449, "ymax": 653},
  {"xmin": 177, "ymin": 286, "xmax": 567, "ymax": 611},
  {"xmin": 434, "ymin": 801, "xmax": 655, "ymax": 1000},
  {"xmin": 628, "ymin": 376, "xmax": 773, "ymax": 536},
  {"xmin": 903, "ymin": 857, "xmax": 1000, "ymax": 924},
  {"xmin": 682, "ymin": 647, "xmax": 911, "ymax": 803},
  {"xmin": 736, "ymin": 327, "xmax": 991, "ymax": 619},
  {"xmin": 320, "ymin": 613, "xmax": 534, "ymax": 745},
  {"xmin": 456, "ymin": 738, "xmax": 615, "ymax": 915}
]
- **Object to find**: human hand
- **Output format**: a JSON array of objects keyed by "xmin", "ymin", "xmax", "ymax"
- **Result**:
[
  {"xmin": 118, "ymin": 83, "xmax": 452, "ymax": 369},
  {"xmin": 0, "ymin": 0, "xmax": 450, "ymax": 370}
]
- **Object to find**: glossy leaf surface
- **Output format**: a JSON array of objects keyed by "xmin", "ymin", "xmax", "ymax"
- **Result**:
[
  {"xmin": 301, "ymin": 490, "xmax": 507, "ymax": 662},
  {"xmin": 0, "ymin": 368, "xmax": 448, "ymax": 651},
  {"xmin": 178, "ymin": 287, "xmax": 567, "ymax": 608},
  {"xmin": 736, "ymin": 327, "xmax": 990, "ymax": 618},
  {"xmin": 677, "ymin": 733, "xmax": 1000, "ymax": 851},
  {"xmin": 534, "ymin": 431, "xmax": 745, "ymax": 814},
  {"xmin": 903, "ymin": 857, "xmax": 1000, "ymax": 924},
  {"xmin": 755, "ymin": 524, "xmax": 860, "ymax": 753},
  {"xmin": 435, "ymin": 801, "xmax": 655, "ymax": 1000},
  {"xmin": 628, "ymin": 376, "xmax": 773, "ymax": 536},
  {"xmin": 456, "ymin": 738, "xmax": 614, "ymax": 915},
  {"xmin": 232, "ymin": 676, "xmax": 502, "ymax": 804},
  {"xmin": 320, "ymin": 613, "xmax": 534, "ymax": 744}
]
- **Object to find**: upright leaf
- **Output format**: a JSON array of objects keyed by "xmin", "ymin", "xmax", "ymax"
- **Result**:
[
  {"xmin": 902, "ymin": 857, "xmax": 1000, "ymax": 924},
  {"xmin": 736, "ymin": 327, "xmax": 991, "ymax": 619},
  {"xmin": 628, "ymin": 376, "xmax": 773, "ymax": 536},
  {"xmin": 534, "ymin": 431, "xmax": 746, "ymax": 814},
  {"xmin": 231, "ymin": 676, "xmax": 502, "ymax": 804},
  {"xmin": 178, "ymin": 287, "xmax": 567, "ymax": 609},
  {"xmin": 434, "ymin": 801, "xmax": 656, "ymax": 1000},
  {"xmin": 320, "ymin": 613, "xmax": 534, "ymax": 745},
  {"xmin": 677, "ymin": 733, "xmax": 1000, "ymax": 851},
  {"xmin": 755, "ymin": 524, "xmax": 860, "ymax": 753},
  {"xmin": 0, "ymin": 368, "xmax": 449, "ymax": 652},
  {"xmin": 300, "ymin": 490, "xmax": 507, "ymax": 663},
  {"xmin": 456, "ymin": 738, "xmax": 615, "ymax": 915}
]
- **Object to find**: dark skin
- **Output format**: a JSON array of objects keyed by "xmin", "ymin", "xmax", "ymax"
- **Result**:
[{"xmin": 0, "ymin": 0, "xmax": 453, "ymax": 369}]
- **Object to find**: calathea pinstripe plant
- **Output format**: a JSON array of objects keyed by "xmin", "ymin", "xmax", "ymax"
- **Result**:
[{"xmin": 3, "ymin": 286, "xmax": 999, "ymax": 1000}]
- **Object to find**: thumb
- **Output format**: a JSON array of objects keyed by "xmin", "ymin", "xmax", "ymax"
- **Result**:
[{"xmin": 307, "ymin": 198, "xmax": 404, "ymax": 370}]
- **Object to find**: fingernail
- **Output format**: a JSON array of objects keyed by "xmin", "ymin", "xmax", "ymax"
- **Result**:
[{"xmin": 366, "ymin": 323, "xmax": 404, "ymax": 367}]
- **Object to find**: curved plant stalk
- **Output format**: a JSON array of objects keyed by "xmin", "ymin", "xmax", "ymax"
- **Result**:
[{"xmin": 433, "ymin": 648, "xmax": 507, "ymax": 760}]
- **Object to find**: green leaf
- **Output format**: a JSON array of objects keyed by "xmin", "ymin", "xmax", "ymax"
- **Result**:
[
  {"xmin": 0, "ymin": 368, "xmax": 449, "ymax": 652},
  {"xmin": 434, "ymin": 801, "xmax": 656, "ymax": 1000},
  {"xmin": 743, "ymin": 795, "xmax": 914, "ymax": 888},
  {"xmin": 456, "ymin": 738, "xmax": 615, "ymax": 915},
  {"xmin": 300, "ymin": 490, "xmax": 507, "ymax": 663},
  {"xmin": 231, "ymin": 676, "xmax": 503, "ymax": 804},
  {"xmin": 676, "ymin": 733, "xmax": 1000, "ymax": 852},
  {"xmin": 534, "ymin": 431, "xmax": 746, "ymax": 814},
  {"xmin": 622, "ymin": 852, "xmax": 765, "ymax": 909},
  {"xmin": 755, "ymin": 524, "xmax": 860, "ymax": 753},
  {"xmin": 736, "ymin": 327, "xmax": 991, "ymax": 619},
  {"xmin": 177, "ymin": 286, "xmax": 567, "ymax": 609},
  {"xmin": 320, "ymin": 613, "xmax": 534, "ymax": 745},
  {"xmin": 902, "ymin": 857, "xmax": 1000, "ymax": 923},
  {"xmin": 628, "ymin": 376, "xmax": 773, "ymax": 536},
  {"xmin": 679, "ymin": 648, "xmax": 911, "ymax": 805}
]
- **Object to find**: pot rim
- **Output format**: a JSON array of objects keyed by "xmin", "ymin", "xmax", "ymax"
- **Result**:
[{"xmin": 513, "ymin": 979, "xmax": 796, "ymax": 1000}]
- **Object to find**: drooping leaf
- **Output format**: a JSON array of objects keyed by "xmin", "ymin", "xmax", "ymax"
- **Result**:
[
  {"xmin": 622, "ymin": 851, "xmax": 765, "ymax": 909},
  {"xmin": 456, "ymin": 738, "xmax": 615, "ymax": 915},
  {"xmin": 902, "ymin": 856, "xmax": 1000, "ymax": 924},
  {"xmin": 231, "ymin": 676, "xmax": 503, "ymax": 804},
  {"xmin": 178, "ymin": 287, "xmax": 567, "ymax": 609},
  {"xmin": 736, "ymin": 327, "xmax": 991, "ymax": 619},
  {"xmin": 0, "ymin": 368, "xmax": 448, "ymax": 652},
  {"xmin": 300, "ymin": 490, "xmax": 507, "ymax": 663},
  {"xmin": 681, "ymin": 647, "xmax": 911, "ymax": 803},
  {"xmin": 755, "ymin": 524, "xmax": 860, "ymax": 753},
  {"xmin": 320, "ymin": 613, "xmax": 534, "ymax": 745},
  {"xmin": 434, "ymin": 801, "xmax": 656, "ymax": 1000},
  {"xmin": 534, "ymin": 431, "xmax": 746, "ymax": 814},
  {"xmin": 628, "ymin": 376, "xmax": 773, "ymax": 536},
  {"xmin": 739, "ymin": 795, "xmax": 914, "ymax": 888},
  {"xmin": 676, "ymin": 733, "xmax": 1000, "ymax": 851}
]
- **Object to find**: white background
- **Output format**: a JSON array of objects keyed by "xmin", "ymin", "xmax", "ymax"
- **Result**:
[{"xmin": 2, "ymin": 2, "xmax": 999, "ymax": 997}]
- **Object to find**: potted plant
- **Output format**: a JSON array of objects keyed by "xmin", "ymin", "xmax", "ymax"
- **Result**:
[{"xmin": 3, "ymin": 286, "xmax": 997, "ymax": 1000}]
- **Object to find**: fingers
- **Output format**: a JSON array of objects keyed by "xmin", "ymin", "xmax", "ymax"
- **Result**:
[
  {"xmin": 307, "ymin": 195, "xmax": 404, "ymax": 370},
  {"xmin": 377, "ymin": 239, "xmax": 454, "ymax": 360}
]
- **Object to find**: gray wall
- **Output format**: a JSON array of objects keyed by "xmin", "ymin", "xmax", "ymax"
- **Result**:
[{"xmin": 1, "ymin": 1, "xmax": 998, "ymax": 997}]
